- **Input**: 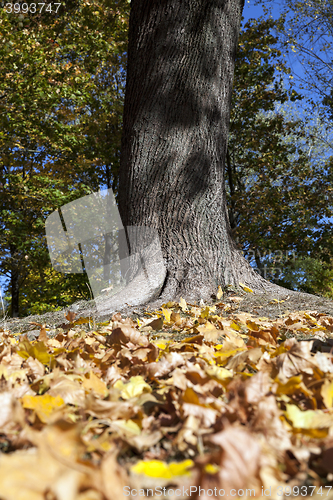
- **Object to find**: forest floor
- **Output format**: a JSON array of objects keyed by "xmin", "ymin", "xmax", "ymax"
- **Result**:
[{"xmin": 1, "ymin": 287, "xmax": 333, "ymax": 499}]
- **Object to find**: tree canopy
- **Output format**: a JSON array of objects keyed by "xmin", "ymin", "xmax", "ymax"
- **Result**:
[{"xmin": 0, "ymin": 0, "xmax": 332, "ymax": 316}]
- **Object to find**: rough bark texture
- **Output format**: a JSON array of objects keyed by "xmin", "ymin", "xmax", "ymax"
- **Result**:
[
  {"xmin": 10, "ymin": 269, "xmax": 19, "ymax": 318},
  {"xmin": 118, "ymin": 0, "xmax": 286, "ymax": 305},
  {"xmin": 9, "ymin": 244, "xmax": 20, "ymax": 318}
]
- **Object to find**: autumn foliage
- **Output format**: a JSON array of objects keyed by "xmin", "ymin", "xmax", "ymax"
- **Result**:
[{"xmin": 1, "ymin": 292, "xmax": 333, "ymax": 498}]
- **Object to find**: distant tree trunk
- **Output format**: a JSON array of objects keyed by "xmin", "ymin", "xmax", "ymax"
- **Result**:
[
  {"xmin": 10, "ymin": 245, "xmax": 20, "ymax": 317},
  {"xmin": 118, "ymin": 0, "xmax": 284, "ymax": 304},
  {"xmin": 11, "ymin": 270, "xmax": 20, "ymax": 318}
]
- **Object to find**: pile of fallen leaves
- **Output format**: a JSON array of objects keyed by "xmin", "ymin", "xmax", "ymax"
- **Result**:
[{"xmin": 1, "ymin": 292, "xmax": 333, "ymax": 500}]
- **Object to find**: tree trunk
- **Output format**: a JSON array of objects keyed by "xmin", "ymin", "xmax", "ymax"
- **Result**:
[
  {"xmin": 118, "ymin": 0, "xmax": 285, "ymax": 305},
  {"xmin": 11, "ymin": 269, "xmax": 20, "ymax": 318},
  {"xmin": 10, "ymin": 244, "xmax": 20, "ymax": 317}
]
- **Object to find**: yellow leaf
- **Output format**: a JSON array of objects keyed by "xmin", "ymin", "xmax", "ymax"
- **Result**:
[
  {"xmin": 82, "ymin": 371, "xmax": 108, "ymax": 398},
  {"xmin": 73, "ymin": 317, "xmax": 90, "ymax": 325},
  {"xmin": 21, "ymin": 394, "xmax": 64, "ymax": 423},
  {"xmin": 114, "ymin": 376, "xmax": 151, "ymax": 400},
  {"xmin": 131, "ymin": 459, "xmax": 193, "ymax": 478},
  {"xmin": 304, "ymin": 312, "xmax": 318, "ymax": 325},
  {"xmin": 161, "ymin": 307, "xmax": 172, "ymax": 323},
  {"xmin": 276, "ymin": 376, "xmax": 312, "ymax": 398},
  {"xmin": 239, "ymin": 283, "xmax": 254, "ymax": 293},
  {"xmin": 206, "ymin": 365, "xmax": 233, "ymax": 381},
  {"xmin": 204, "ymin": 463, "xmax": 220, "ymax": 474},
  {"xmin": 213, "ymin": 348, "xmax": 244, "ymax": 364},
  {"xmin": 246, "ymin": 320, "xmax": 260, "ymax": 331},
  {"xmin": 284, "ymin": 404, "xmax": 333, "ymax": 429},
  {"xmin": 112, "ymin": 419, "xmax": 141, "ymax": 436},
  {"xmin": 165, "ymin": 301, "xmax": 175, "ymax": 308},
  {"xmin": 216, "ymin": 285, "xmax": 223, "ymax": 300},
  {"xmin": 230, "ymin": 320, "xmax": 241, "ymax": 331},
  {"xmin": 200, "ymin": 306, "xmax": 210, "ymax": 319},
  {"xmin": 169, "ymin": 460, "xmax": 194, "ymax": 477},
  {"xmin": 179, "ymin": 297, "xmax": 187, "ymax": 311},
  {"xmin": 154, "ymin": 341, "xmax": 169, "ymax": 350},
  {"xmin": 322, "ymin": 379, "xmax": 333, "ymax": 408},
  {"xmin": 17, "ymin": 340, "xmax": 55, "ymax": 366}
]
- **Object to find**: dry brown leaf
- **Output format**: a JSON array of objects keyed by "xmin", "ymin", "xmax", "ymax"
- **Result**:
[
  {"xmin": 145, "ymin": 317, "xmax": 164, "ymax": 331},
  {"xmin": 65, "ymin": 310, "xmax": 77, "ymax": 323},
  {"xmin": 275, "ymin": 338, "xmax": 317, "ymax": 383},
  {"xmin": 100, "ymin": 450, "xmax": 130, "ymax": 500},
  {"xmin": 107, "ymin": 326, "xmax": 149, "ymax": 347},
  {"xmin": 175, "ymin": 414, "xmax": 200, "ymax": 450},
  {"xmin": 49, "ymin": 375, "xmax": 85, "ymax": 406},
  {"xmin": 208, "ymin": 425, "xmax": 262, "ymax": 491},
  {"xmin": 3, "ymin": 295, "xmax": 333, "ymax": 494},
  {"xmin": 182, "ymin": 403, "xmax": 218, "ymax": 427},
  {"xmin": 195, "ymin": 321, "xmax": 220, "ymax": 342}
]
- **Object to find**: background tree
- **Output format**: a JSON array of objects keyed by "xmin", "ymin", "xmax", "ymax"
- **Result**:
[
  {"xmin": 0, "ymin": 0, "xmax": 129, "ymax": 316},
  {"xmin": 226, "ymin": 15, "xmax": 333, "ymax": 299},
  {"xmin": 257, "ymin": 0, "xmax": 333, "ymax": 100}
]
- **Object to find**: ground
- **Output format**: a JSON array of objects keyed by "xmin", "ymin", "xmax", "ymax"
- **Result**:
[
  {"xmin": 3, "ymin": 285, "xmax": 333, "ymax": 339},
  {"xmin": 1, "ymin": 286, "xmax": 333, "ymax": 499}
]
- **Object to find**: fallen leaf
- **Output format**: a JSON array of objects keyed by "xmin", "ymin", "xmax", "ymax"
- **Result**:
[
  {"xmin": 146, "ymin": 317, "xmax": 164, "ymax": 331},
  {"xmin": 284, "ymin": 404, "xmax": 333, "ymax": 429},
  {"xmin": 82, "ymin": 371, "xmax": 108, "ymax": 398},
  {"xmin": 195, "ymin": 321, "xmax": 220, "ymax": 342},
  {"xmin": 65, "ymin": 310, "xmax": 77, "ymax": 323},
  {"xmin": 114, "ymin": 376, "xmax": 151, "ymax": 400},
  {"xmin": 321, "ymin": 379, "xmax": 333, "ymax": 408},
  {"xmin": 131, "ymin": 459, "xmax": 193, "ymax": 479},
  {"xmin": 21, "ymin": 394, "xmax": 65, "ymax": 423},
  {"xmin": 239, "ymin": 283, "xmax": 254, "ymax": 293},
  {"xmin": 161, "ymin": 308, "xmax": 172, "ymax": 323},
  {"xmin": 179, "ymin": 297, "xmax": 187, "ymax": 311}
]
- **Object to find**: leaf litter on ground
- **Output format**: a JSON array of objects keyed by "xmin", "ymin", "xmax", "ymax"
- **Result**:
[{"xmin": 0, "ymin": 292, "xmax": 333, "ymax": 499}]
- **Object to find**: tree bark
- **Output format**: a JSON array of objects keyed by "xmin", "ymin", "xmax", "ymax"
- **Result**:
[
  {"xmin": 10, "ymin": 245, "xmax": 20, "ymax": 318},
  {"xmin": 117, "ymin": 0, "xmax": 285, "ymax": 305}
]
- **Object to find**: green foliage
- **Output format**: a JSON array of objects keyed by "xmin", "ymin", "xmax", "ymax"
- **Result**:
[
  {"xmin": 0, "ymin": 0, "xmax": 129, "ymax": 316},
  {"xmin": 274, "ymin": 256, "xmax": 333, "ymax": 299},
  {"xmin": 226, "ymin": 16, "xmax": 333, "ymax": 298}
]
